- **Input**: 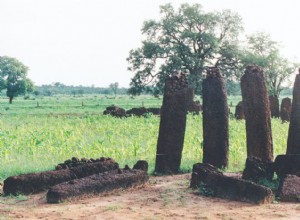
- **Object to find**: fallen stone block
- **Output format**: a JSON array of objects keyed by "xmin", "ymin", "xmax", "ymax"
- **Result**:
[
  {"xmin": 242, "ymin": 157, "xmax": 274, "ymax": 182},
  {"xmin": 274, "ymin": 154, "xmax": 300, "ymax": 178},
  {"xmin": 47, "ymin": 162, "xmax": 149, "ymax": 203},
  {"xmin": 277, "ymin": 175, "xmax": 300, "ymax": 202},
  {"xmin": 3, "ymin": 158, "xmax": 119, "ymax": 195},
  {"xmin": 191, "ymin": 163, "xmax": 273, "ymax": 204}
]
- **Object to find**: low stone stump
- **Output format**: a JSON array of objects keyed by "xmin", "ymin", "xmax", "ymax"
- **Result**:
[
  {"xmin": 3, "ymin": 158, "xmax": 119, "ymax": 195},
  {"xmin": 126, "ymin": 107, "xmax": 148, "ymax": 116},
  {"xmin": 47, "ymin": 162, "xmax": 149, "ymax": 203},
  {"xmin": 280, "ymin": 97, "xmax": 292, "ymax": 122},
  {"xmin": 242, "ymin": 157, "xmax": 274, "ymax": 182},
  {"xmin": 147, "ymin": 108, "xmax": 160, "ymax": 115},
  {"xmin": 274, "ymin": 154, "xmax": 300, "ymax": 178},
  {"xmin": 277, "ymin": 175, "xmax": 300, "ymax": 202},
  {"xmin": 103, "ymin": 105, "xmax": 126, "ymax": 117},
  {"xmin": 234, "ymin": 101, "xmax": 245, "ymax": 120},
  {"xmin": 191, "ymin": 163, "xmax": 273, "ymax": 204}
]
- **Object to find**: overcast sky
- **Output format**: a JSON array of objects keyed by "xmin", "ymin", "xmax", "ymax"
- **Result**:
[{"xmin": 1, "ymin": 0, "xmax": 300, "ymax": 87}]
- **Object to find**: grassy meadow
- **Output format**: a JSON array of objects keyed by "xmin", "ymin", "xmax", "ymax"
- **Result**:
[{"xmin": 0, "ymin": 95, "xmax": 289, "ymax": 181}]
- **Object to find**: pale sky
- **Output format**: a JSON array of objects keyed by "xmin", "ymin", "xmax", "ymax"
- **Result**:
[{"xmin": 1, "ymin": 0, "xmax": 300, "ymax": 87}]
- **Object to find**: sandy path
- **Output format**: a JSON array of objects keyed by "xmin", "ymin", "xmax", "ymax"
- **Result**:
[{"xmin": 1, "ymin": 174, "xmax": 300, "ymax": 220}]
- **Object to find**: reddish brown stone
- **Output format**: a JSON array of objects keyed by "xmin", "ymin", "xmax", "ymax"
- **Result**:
[
  {"xmin": 202, "ymin": 67, "xmax": 229, "ymax": 168},
  {"xmin": 287, "ymin": 73, "xmax": 300, "ymax": 154},
  {"xmin": 234, "ymin": 101, "xmax": 245, "ymax": 120},
  {"xmin": 47, "ymin": 164, "xmax": 149, "ymax": 203},
  {"xmin": 242, "ymin": 157, "xmax": 274, "ymax": 182},
  {"xmin": 191, "ymin": 163, "xmax": 273, "ymax": 204},
  {"xmin": 280, "ymin": 97, "xmax": 292, "ymax": 122},
  {"xmin": 126, "ymin": 107, "xmax": 148, "ymax": 116},
  {"xmin": 269, "ymin": 95, "xmax": 280, "ymax": 118},
  {"xmin": 3, "ymin": 159, "xmax": 119, "ymax": 195},
  {"xmin": 103, "ymin": 105, "xmax": 126, "ymax": 117},
  {"xmin": 155, "ymin": 71, "xmax": 189, "ymax": 173},
  {"xmin": 277, "ymin": 175, "xmax": 300, "ymax": 202},
  {"xmin": 274, "ymin": 154, "xmax": 300, "ymax": 178},
  {"xmin": 241, "ymin": 65, "xmax": 273, "ymax": 162}
]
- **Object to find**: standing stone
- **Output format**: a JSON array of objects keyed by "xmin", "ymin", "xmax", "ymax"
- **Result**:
[
  {"xmin": 287, "ymin": 72, "xmax": 300, "ymax": 154},
  {"xmin": 241, "ymin": 65, "xmax": 273, "ymax": 162},
  {"xmin": 234, "ymin": 101, "xmax": 245, "ymax": 120},
  {"xmin": 280, "ymin": 97, "xmax": 292, "ymax": 122},
  {"xmin": 269, "ymin": 95, "xmax": 280, "ymax": 118},
  {"xmin": 155, "ymin": 71, "xmax": 188, "ymax": 173},
  {"xmin": 202, "ymin": 67, "xmax": 229, "ymax": 168}
]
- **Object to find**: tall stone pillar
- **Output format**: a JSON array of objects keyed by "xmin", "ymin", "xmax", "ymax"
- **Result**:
[
  {"xmin": 202, "ymin": 67, "xmax": 229, "ymax": 168},
  {"xmin": 241, "ymin": 65, "xmax": 273, "ymax": 162},
  {"xmin": 287, "ymin": 72, "xmax": 300, "ymax": 154},
  {"xmin": 155, "ymin": 71, "xmax": 188, "ymax": 173}
]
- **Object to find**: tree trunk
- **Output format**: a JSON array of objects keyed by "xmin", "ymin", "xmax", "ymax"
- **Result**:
[{"xmin": 9, "ymin": 96, "xmax": 13, "ymax": 104}]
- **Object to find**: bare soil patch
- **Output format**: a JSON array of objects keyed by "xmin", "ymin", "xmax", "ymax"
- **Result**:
[{"xmin": 1, "ymin": 174, "xmax": 300, "ymax": 220}]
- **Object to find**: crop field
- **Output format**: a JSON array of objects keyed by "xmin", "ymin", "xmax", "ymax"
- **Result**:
[{"xmin": 0, "ymin": 95, "xmax": 289, "ymax": 181}]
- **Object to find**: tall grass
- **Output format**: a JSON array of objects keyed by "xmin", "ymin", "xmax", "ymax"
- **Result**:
[{"xmin": 0, "ymin": 95, "xmax": 290, "ymax": 180}]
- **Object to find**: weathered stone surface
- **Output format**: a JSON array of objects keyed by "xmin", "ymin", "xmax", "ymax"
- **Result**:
[
  {"xmin": 277, "ymin": 175, "xmax": 300, "ymax": 202},
  {"xmin": 103, "ymin": 105, "xmax": 126, "ymax": 117},
  {"xmin": 147, "ymin": 108, "xmax": 160, "ymax": 115},
  {"xmin": 287, "ymin": 73, "xmax": 300, "ymax": 154},
  {"xmin": 186, "ymin": 87, "xmax": 202, "ymax": 114},
  {"xmin": 242, "ymin": 157, "xmax": 274, "ymax": 182},
  {"xmin": 47, "ymin": 162, "xmax": 149, "ymax": 203},
  {"xmin": 126, "ymin": 107, "xmax": 148, "ymax": 116},
  {"xmin": 191, "ymin": 163, "xmax": 273, "ymax": 204},
  {"xmin": 133, "ymin": 160, "xmax": 148, "ymax": 172},
  {"xmin": 234, "ymin": 101, "xmax": 245, "ymax": 120},
  {"xmin": 202, "ymin": 67, "xmax": 229, "ymax": 168},
  {"xmin": 274, "ymin": 154, "xmax": 300, "ymax": 178},
  {"xmin": 155, "ymin": 71, "xmax": 189, "ymax": 173},
  {"xmin": 280, "ymin": 97, "xmax": 292, "ymax": 122},
  {"xmin": 190, "ymin": 163, "xmax": 222, "ymax": 188},
  {"xmin": 269, "ymin": 95, "xmax": 280, "ymax": 118},
  {"xmin": 241, "ymin": 65, "xmax": 273, "ymax": 162},
  {"xmin": 3, "ymin": 159, "xmax": 119, "ymax": 195}
]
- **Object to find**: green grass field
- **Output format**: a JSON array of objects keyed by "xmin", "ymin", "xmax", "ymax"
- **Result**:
[{"xmin": 0, "ymin": 95, "xmax": 289, "ymax": 181}]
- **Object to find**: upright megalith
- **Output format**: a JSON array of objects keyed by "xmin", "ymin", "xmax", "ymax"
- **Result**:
[
  {"xmin": 287, "ymin": 72, "xmax": 300, "ymax": 154},
  {"xmin": 241, "ymin": 65, "xmax": 273, "ymax": 162},
  {"xmin": 234, "ymin": 101, "xmax": 245, "ymax": 120},
  {"xmin": 269, "ymin": 95, "xmax": 280, "ymax": 118},
  {"xmin": 155, "ymin": 71, "xmax": 188, "ymax": 173},
  {"xmin": 202, "ymin": 67, "xmax": 229, "ymax": 168},
  {"xmin": 280, "ymin": 97, "xmax": 292, "ymax": 122}
]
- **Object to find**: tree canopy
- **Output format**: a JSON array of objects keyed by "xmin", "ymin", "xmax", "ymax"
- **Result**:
[
  {"xmin": 241, "ymin": 32, "xmax": 298, "ymax": 97},
  {"xmin": 0, "ymin": 56, "xmax": 34, "ymax": 103},
  {"xmin": 127, "ymin": 3, "xmax": 243, "ymax": 95}
]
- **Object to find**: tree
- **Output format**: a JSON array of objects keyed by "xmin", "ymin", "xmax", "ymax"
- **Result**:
[
  {"xmin": 0, "ymin": 56, "xmax": 34, "ymax": 103},
  {"xmin": 109, "ymin": 82, "xmax": 119, "ymax": 98},
  {"xmin": 241, "ymin": 32, "xmax": 298, "ymax": 97},
  {"xmin": 127, "ymin": 3, "xmax": 243, "ymax": 95}
]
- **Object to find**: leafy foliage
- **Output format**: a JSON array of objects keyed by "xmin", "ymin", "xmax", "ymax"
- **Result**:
[
  {"xmin": 0, "ymin": 56, "xmax": 34, "ymax": 103},
  {"xmin": 127, "ymin": 3, "xmax": 243, "ymax": 95},
  {"xmin": 240, "ymin": 32, "xmax": 298, "ymax": 97}
]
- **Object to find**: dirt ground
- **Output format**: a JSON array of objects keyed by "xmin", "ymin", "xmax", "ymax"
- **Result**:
[{"xmin": 1, "ymin": 173, "xmax": 300, "ymax": 220}]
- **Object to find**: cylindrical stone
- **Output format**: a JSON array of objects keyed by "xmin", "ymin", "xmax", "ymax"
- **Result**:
[
  {"xmin": 269, "ymin": 95, "xmax": 280, "ymax": 118},
  {"xmin": 155, "ymin": 71, "xmax": 189, "ymax": 173},
  {"xmin": 280, "ymin": 97, "xmax": 292, "ymax": 122},
  {"xmin": 287, "ymin": 73, "xmax": 300, "ymax": 154},
  {"xmin": 234, "ymin": 101, "xmax": 245, "ymax": 120},
  {"xmin": 241, "ymin": 65, "xmax": 273, "ymax": 162},
  {"xmin": 202, "ymin": 67, "xmax": 229, "ymax": 168}
]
